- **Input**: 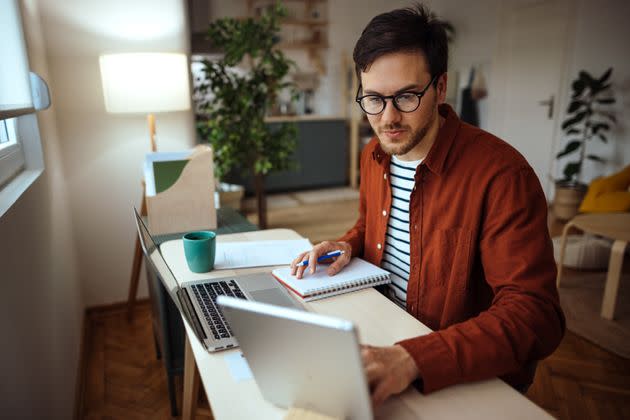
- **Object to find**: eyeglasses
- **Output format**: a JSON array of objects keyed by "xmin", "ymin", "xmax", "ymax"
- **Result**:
[{"xmin": 355, "ymin": 75, "xmax": 437, "ymax": 115}]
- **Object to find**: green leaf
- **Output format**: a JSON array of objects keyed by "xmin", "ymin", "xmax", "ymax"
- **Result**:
[
  {"xmin": 567, "ymin": 100, "xmax": 585, "ymax": 113},
  {"xmin": 599, "ymin": 67, "xmax": 613, "ymax": 84},
  {"xmin": 556, "ymin": 141, "xmax": 581, "ymax": 158},
  {"xmin": 563, "ymin": 161, "xmax": 581, "ymax": 181},
  {"xmin": 591, "ymin": 122, "xmax": 610, "ymax": 134},
  {"xmin": 571, "ymin": 79, "xmax": 586, "ymax": 98},
  {"xmin": 562, "ymin": 111, "xmax": 587, "ymax": 130},
  {"xmin": 586, "ymin": 155, "xmax": 605, "ymax": 163},
  {"xmin": 579, "ymin": 71, "xmax": 594, "ymax": 84}
]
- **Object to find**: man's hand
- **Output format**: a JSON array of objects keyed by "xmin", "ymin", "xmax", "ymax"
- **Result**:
[
  {"xmin": 361, "ymin": 344, "xmax": 420, "ymax": 409},
  {"xmin": 290, "ymin": 241, "xmax": 352, "ymax": 279}
]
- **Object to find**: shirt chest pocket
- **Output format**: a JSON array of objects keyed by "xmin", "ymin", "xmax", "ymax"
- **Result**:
[{"xmin": 430, "ymin": 227, "xmax": 473, "ymax": 288}]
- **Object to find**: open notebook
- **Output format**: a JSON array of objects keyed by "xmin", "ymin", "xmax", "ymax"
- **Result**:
[{"xmin": 272, "ymin": 258, "xmax": 391, "ymax": 302}]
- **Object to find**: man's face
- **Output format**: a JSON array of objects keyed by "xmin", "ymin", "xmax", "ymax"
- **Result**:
[{"xmin": 360, "ymin": 51, "xmax": 444, "ymax": 158}]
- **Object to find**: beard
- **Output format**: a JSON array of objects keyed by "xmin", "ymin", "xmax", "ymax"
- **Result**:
[{"xmin": 376, "ymin": 121, "xmax": 430, "ymax": 157}]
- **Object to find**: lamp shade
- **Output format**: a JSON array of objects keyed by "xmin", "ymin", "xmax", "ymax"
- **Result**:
[{"xmin": 99, "ymin": 53, "xmax": 191, "ymax": 113}]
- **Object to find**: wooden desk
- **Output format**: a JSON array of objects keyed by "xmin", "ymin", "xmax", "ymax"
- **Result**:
[
  {"xmin": 160, "ymin": 229, "xmax": 551, "ymax": 419},
  {"xmin": 557, "ymin": 212, "xmax": 630, "ymax": 320}
]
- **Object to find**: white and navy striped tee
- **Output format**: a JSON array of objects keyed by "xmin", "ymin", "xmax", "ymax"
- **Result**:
[{"xmin": 382, "ymin": 155, "xmax": 422, "ymax": 309}]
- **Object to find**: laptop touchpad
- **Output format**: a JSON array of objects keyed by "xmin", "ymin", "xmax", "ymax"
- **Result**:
[{"xmin": 249, "ymin": 289, "xmax": 298, "ymax": 308}]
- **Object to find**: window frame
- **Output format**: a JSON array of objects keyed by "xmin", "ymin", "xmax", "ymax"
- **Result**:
[{"xmin": 0, "ymin": 0, "xmax": 45, "ymax": 218}]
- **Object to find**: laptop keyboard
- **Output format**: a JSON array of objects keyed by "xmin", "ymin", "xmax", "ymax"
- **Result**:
[{"xmin": 191, "ymin": 280, "xmax": 246, "ymax": 340}]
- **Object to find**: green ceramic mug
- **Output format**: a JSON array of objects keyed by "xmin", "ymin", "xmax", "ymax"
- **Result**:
[{"xmin": 183, "ymin": 231, "xmax": 216, "ymax": 273}]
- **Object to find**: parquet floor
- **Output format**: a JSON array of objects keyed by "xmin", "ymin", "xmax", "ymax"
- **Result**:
[{"xmin": 80, "ymin": 196, "xmax": 630, "ymax": 419}]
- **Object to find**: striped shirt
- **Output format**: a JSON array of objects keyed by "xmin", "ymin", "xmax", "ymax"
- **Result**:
[{"xmin": 382, "ymin": 155, "xmax": 422, "ymax": 309}]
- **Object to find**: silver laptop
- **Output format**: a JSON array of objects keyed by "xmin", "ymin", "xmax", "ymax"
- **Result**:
[
  {"xmin": 217, "ymin": 296, "xmax": 374, "ymax": 420},
  {"xmin": 133, "ymin": 207, "xmax": 304, "ymax": 352}
]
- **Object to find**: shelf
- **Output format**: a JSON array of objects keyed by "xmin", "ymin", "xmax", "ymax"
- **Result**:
[
  {"xmin": 281, "ymin": 19, "xmax": 328, "ymax": 26},
  {"xmin": 277, "ymin": 41, "xmax": 328, "ymax": 49}
]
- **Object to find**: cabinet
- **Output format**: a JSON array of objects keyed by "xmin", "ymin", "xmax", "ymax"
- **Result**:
[{"xmin": 224, "ymin": 117, "xmax": 348, "ymax": 194}]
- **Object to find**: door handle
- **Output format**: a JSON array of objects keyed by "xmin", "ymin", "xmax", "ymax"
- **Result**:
[{"xmin": 538, "ymin": 95, "xmax": 554, "ymax": 119}]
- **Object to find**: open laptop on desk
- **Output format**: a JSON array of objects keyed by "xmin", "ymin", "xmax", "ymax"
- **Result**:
[{"xmin": 133, "ymin": 208, "xmax": 304, "ymax": 352}]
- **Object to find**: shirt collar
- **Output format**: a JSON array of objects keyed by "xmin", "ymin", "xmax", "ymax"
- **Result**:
[
  {"xmin": 423, "ymin": 103, "xmax": 460, "ymax": 176},
  {"xmin": 372, "ymin": 103, "xmax": 460, "ymax": 176}
]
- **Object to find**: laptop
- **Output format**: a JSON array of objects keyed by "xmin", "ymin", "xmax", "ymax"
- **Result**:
[
  {"xmin": 133, "ymin": 207, "xmax": 304, "ymax": 352},
  {"xmin": 217, "ymin": 296, "xmax": 374, "ymax": 419}
]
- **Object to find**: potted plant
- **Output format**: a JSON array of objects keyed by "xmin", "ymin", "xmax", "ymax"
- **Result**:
[
  {"xmin": 553, "ymin": 68, "xmax": 616, "ymax": 220},
  {"xmin": 194, "ymin": 2, "xmax": 297, "ymax": 228}
]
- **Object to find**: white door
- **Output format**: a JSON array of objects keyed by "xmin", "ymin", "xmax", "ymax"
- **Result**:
[{"xmin": 488, "ymin": 0, "xmax": 572, "ymax": 199}]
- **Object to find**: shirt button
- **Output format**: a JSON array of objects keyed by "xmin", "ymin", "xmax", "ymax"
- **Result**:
[
  {"xmin": 383, "ymin": 173, "xmax": 387, "ymax": 180},
  {"xmin": 377, "ymin": 243, "xmax": 382, "ymax": 250},
  {"xmin": 382, "ymin": 210, "xmax": 387, "ymax": 216}
]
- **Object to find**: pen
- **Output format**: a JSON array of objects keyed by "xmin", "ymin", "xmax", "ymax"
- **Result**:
[{"xmin": 296, "ymin": 250, "xmax": 344, "ymax": 267}]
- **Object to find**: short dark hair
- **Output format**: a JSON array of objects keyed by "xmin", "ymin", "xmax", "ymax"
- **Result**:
[{"xmin": 353, "ymin": 3, "xmax": 448, "ymax": 85}]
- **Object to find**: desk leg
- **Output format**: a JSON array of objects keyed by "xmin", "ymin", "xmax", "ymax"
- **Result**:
[
  {"xmin": 601, "ymin": 240, "xmax": 627, "ymax": 320},
  {"xmin": 182, "ymin": 336, "xmax": 200, "ymax": 420},
  {"xmin": 556, "ymin": 222, "xmax": 574, "ymax": 288}
]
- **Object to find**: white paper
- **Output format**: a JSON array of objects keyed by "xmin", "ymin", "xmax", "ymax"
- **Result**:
[
  {"xmin": 224, "ymin": 352, "xmax": 253, "ymax": 382},
  {"xmin": 143, "ymin": 150, "xmax": 193, "ymax": 196},
  {"xmin": 214, "ymin": 239, "xmax": 312, "ymax": 269}
]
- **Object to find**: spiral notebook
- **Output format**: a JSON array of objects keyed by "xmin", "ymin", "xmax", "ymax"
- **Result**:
[{"xmin": 272, "ymin": 258, "xmax": 391, "ymax": 302}]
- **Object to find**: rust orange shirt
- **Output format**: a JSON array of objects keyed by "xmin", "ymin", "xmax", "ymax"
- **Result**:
[{"xmin": 338, "ymin": 104, "xmax": 565, "ymax": 393}]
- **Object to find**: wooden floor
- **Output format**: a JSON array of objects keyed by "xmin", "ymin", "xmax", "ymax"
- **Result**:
[{"xmin": 80, "ymin": 197, "xmax": 630, "ymax": 419}]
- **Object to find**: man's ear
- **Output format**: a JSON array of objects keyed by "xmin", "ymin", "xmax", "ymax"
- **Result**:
[{"xmin": 436, "ymin": 73, "xmax": 448, "ymax": 104}]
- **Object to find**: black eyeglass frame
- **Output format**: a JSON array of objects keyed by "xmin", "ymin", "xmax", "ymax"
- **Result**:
[{"xmin": 355, "ymin": 75, "xmax": 438, "ymax": 115}]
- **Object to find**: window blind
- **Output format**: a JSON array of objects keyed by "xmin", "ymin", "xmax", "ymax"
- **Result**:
[{"xmin": 0, "ymin": 0, "xmax": 34, "ymax": 120}]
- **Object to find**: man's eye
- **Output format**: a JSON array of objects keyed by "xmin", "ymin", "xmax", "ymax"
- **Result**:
[
  {"xmin": 396, "ymin": 93, "xmax": 416, "ymax": 103},
  {"xmin": 366, "ymin": 96, "xmax": 382, "ymax": 104}
]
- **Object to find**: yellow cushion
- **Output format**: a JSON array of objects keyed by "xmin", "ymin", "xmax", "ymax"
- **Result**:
[{"xmin": 579, "ymin": 165, "xmax": 630, "ymax": 213}]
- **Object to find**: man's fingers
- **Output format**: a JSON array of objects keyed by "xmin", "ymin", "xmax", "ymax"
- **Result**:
[
  {"xmin": 327, "ymin": 253, "xmax": 350, "ymax": 276},
  {"xmin": 370, "ymin": 380, "xmax": 392, "ymax": 410},
  {"xmin": 364, "ymin": 363, "xmax": 381, "ymax": 385},
  {"xmin": 290, "ymin": 252, "xmax": 309, "ymax": 275},
  {"xmin": 295, "ymin": 263, "xmax": 308, "ymax": 279},
  {"xmin": 307, "ymin": 249, "xmax": 319, "ymax": 274}
]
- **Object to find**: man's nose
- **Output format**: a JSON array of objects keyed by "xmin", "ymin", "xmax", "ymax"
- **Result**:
[{"xmin": 380, "ymin": 99, "xmax": 402, "ymax": 125}]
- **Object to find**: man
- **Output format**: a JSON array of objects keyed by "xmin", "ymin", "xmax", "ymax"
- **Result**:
[{"xmin": 291, "ymin": 4, "xmax": 565, "ymax": 409}]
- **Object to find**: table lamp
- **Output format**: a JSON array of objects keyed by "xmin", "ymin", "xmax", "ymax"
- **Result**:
[
  {"xmin": 99, "ymin": 52, "xmax": 191, "ymax": 151},
  {"xmin": 99, "ymin": 52, "xmax": 191, "ymax": 319}
]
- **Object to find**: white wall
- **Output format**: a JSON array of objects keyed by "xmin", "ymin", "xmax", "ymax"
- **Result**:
[
  {"xmin": 554, "ymin": 0, "xmax": 630, "ymax": 183},
  {"xmin": 0, "ymin": 0, "xmax": 83, "ymax": 417},
  {"xmin": 37, "ymin": 0, "xmax": 196, "ymax": 306}
]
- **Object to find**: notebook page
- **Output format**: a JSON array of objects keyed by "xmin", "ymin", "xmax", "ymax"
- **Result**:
[
  {"xmin": 214, "ymin": 239, "xmax": 312, "ymax": 269},
  {"xmin": 272, "ymin": 258, "xmax": 390, "ymax": 296}
]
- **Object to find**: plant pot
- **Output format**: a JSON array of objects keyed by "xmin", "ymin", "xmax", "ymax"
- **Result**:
[
  {"xmin": 553, "ymin": 182, "xmax": 587, "ymax": 221},
  {"xmin": 217, "ymin": 183, "xmax": 245, "ymax": 211}
]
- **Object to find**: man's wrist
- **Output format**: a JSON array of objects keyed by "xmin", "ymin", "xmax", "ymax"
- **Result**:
[{"xmin": 395, "ymin": 344, "xmax": 420, "ymax": 384}]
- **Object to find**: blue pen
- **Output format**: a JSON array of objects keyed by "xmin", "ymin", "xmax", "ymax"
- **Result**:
[{"xmin": 297, "ymin": 250, "xmax": 344, "ymax": 267}]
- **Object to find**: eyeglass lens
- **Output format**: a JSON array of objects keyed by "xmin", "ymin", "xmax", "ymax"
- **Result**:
[{"xmin": 359, "ymin": 93, "xmax": 420, "ymax": 114}]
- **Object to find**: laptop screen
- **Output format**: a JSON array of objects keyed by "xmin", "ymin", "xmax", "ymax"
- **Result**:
[{"xmin": 133, "ymin": 207, "xmax": 186, "ymax": 314}]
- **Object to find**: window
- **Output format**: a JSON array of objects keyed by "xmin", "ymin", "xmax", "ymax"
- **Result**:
[{"xmin": 0, "ymin": 0, "xmax": 44, "ymax": 217}]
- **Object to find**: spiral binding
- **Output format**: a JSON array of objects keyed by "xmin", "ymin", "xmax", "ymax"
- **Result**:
[{"xmin": 306, "ymin": 274, "xmax": 391, "ymax": 298}]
